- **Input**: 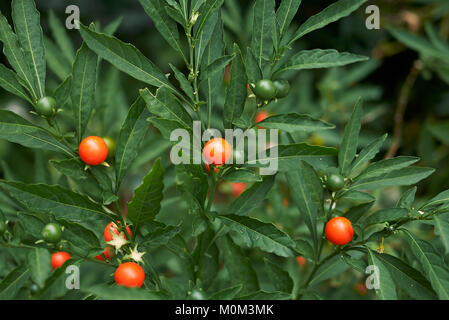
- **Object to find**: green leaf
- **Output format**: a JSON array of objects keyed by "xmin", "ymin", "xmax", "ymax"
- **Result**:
[
  {"xmin": 264, "ymin": 258, "xmax": 294, "ymax": 294},
  {"xmin": 199, "ymin": 54, "xmax": 234, "ymax": 84},
  {"xmin": 218, "ymin": 214, "xmax": 296, "ymax": 257},
  {"xmin": 44, "ymin": 37, "xmax": 71, "ymax": 81},
  {"xmin": 219, "ymin": 235, "xmax": 259, "ymax": 294},
  {"xmin": 209, "ymin": 285, "xmax": 243, "ymax": 300},
  {"xmin": 0, "ymin": 265, "xmax": 30, "ymax": 300},
  {"xmin": 255, "ymin": 113, "xmax": 335, "ymax": 133},
  {"xmin": 402, "ymin": 230, "xmax": 449, "ymax": 300},
  {"xmin": 221, "ymin": 168, "xmax": 262, "ymax": 183},
  {"xmin": 339, "ymin": 190, "xmax": 375, "ymax": 204},
  {"xmin": 140, "ymin": 224, "xmax": 181, "ymax": 249},
  {"xmin": 0, "ymin": 63, "xmax": 33, "ymax": 103},
  {"xmin": 236, "ymin": 291, "xmax": 291, "ymax": 300},
  {"xmin": 139, "ymin": 0, "xmax": 187, "ymax": 63},
  {"xmin": 287, "ymin": 161, "xmax": 322, "ymax": 249},
  {"xmin": 350, "ymin": 134, "xmax": 388, "ymax": 177},
  {"xmin": 193, "ymin": 0, "xmax": 224, "ymax": 45},
  {"xmin": 246, "ymin": 143, "xmax": 337, "ymax": 172},
  {"xmin": 148, "ymin": 117, "xmax": 190, "ymax": 140},
  {"xmin": 245, "ymin": 47, "xmax": 263, "ymax": 85},
  {"xmin": 26, "ymin": 247, "xmax": 52, "ymax": 288},
  {"xmin": 0, "ymin": 110, "xmax": 73, "ymax": 156},
  {"xmin": 223, "ymin": 43, "xmax": 247, "ymax": 129},
  {"xmin": 309, "ymin": 255, "xmax": 348, "ymax": 286},
  {"xmin": 0, "ymin": 180, "xmax": 113, "ymax": 238},
  {"xmin": 276, "ymin": 0, "xmax": 302, "ymax": 37},
  {"xmin": 12, "ymin": 0, "xmax": 46, "ymax": 98},
  {"xmin": 350, "ymin": 166, "xmax": 435, "ymax": 191},
  {"xmin": 58, "ymin": 219, "xmax": 101, "ymax": 256},
  {"xmin": 373, "ymin": 252, "xmax": 437, "ymax": 300},
  {"xmin": 128, "ymin": 158, "xmax": 164, "ymax": 230},
  {"xmin": 50, "ymin": 158, "xmax": 89, "ymax": 180},
  {"xmin": 0, "ymin": 12, "xmax": 38, "ymax": 99},
  {"xmin": 289, "ymin": 0, "xmax": 368, "ymax": 45},
  {"xmin": 421, "ymin": 189, "xmax": 449, "ymax": 211},
  {"xmin": 115, "ymin": 97, "xmax": 150, "ymax": 188},
  {"xmin": 72, "ymin": 42, "xmax": 98, "ymax": 142},
  {"xmin": 251, "ymin": 0, "xmax": 275, "ymax": 70},
  {"xmin": 194, "ymin": 8, "xmax": 218, "ymax": 70},
  {"xmin": 79, "ymin": 24, "xmax": 174, "ymax": 90},
  {"xmin": 433, "ymin": 215, "xmax": 449, "ymax": 255},
  {"xmin": 48, "ymin": 10, "xmax": 75, "ymax": 63},
  {"xmin": 275, "ymin": 49, "xmax": 368, "ymax": 76},
  {"xmin": 54, "ymin": 75, "xmax": 72, "ymax": 108},
  {"xmin": 192, "ymin": 229, "xmax": 219, "ymax": 289},
  {"xmin": 338, "ymin": 98, "xmax": 363, "ymax": 175},
  {"xmin": 354, "ymin": 156, "xmax": 419, "ymax": 181},
  {"xmin": 397, "ymin": 187, "xmax": 417, "ymax": 209},
  {"xmin": 229, "ymin": 175, "xmax": 275, "ymax": 215},
  {"xmin": 169, "ymin": 64, "xmax": 195, "ymax": 102},
  {"xmin": 141, "ymin": 87, "xmax": 192, "ymax": 130},
  {"xmin": 366, "ymin": 249, "xmax": 397, "ymax": 300},
  {"xmin": 363, "ymin": 208, "xmax": 409, "ymax": 227},
  {"xmin": 84, "ymin": 284, "xmax": 162, "ymax": 300}
]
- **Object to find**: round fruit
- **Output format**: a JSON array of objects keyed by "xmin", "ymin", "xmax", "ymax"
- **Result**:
[
  {"xmin": 353, "ymin": 282, "xmax": 367, "ymax": 296},
  {"xmin": 255, "ymin": 110, "xmax": 269, "ymax": 124},
  {"xmin": 0, "ymin": 221, "xmax": 6, "ymax": 236},
  {"xmin": 326, "ymin": 173, "xmax": 345, "ymax": 192},
  {"xmin": 35, "ymin": 96, "xmax": 56, "ymax": 117},
  {"xmin": 203, "ymin": 138, "xmax": 232, "ymax": 165},
  {"xmin": 102, "ymin": 137, "xmax": 116, "ymax": 157},
  {"xmin": 296, "ymin": 256, "xmax": 306, "ymax": 268},
  {"xmin": 273, "ymin": 80, "xmax": 290, "ymax": 98},
  {"xmin": 253, "ymin": 79, "xmax": 276, "ymax": 100},
  {"xmin": 95, "ymin": 246, "xmax": 115, "ymax": 261},
  {"xmin": 325, "ymin": 217, "xmax": 354, "ymax": 245},
  {"xmin": 115, "ymin": 262, "xmax": 145, "ymax": 288},
  {"xmin": 104, "ymin": 221, "xmax": 132, "ymax": 242},
  {"xmin": 231, "ymin": 182, "xmax": 247, "ymax": 197},
  {"xmin": 79, "ymin": 136, "xmax": 108, "ymax": 166},
  {"xmin": 51, "ymin": 251, "xmax": 72, "ymax": 269},
  {"xmin": 41, "ymin": 223, "xmax": 62, "ymax": 243}
]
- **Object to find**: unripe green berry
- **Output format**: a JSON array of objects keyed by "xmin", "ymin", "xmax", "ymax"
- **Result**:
[
  {"xmin": 326, "ymin": 173, "xmax": 345, "ymax": 192},
  {"xmin": 253, "ymin": 79, "xmax": 277, "ymax": 101},
  {"xmin": 41, "ymin": 223, "xmax": 63, "ymax": 244},
  {"xmin": 273, "ymin": 79, "xmax": 290, "ymax": 98},
  {"xmin": 35, "ymin": 96, "xmax": 57, "ymax": 117}
]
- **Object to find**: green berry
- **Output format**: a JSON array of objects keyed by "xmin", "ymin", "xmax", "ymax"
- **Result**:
[
  {"xmin": 102, "ymin": 137, "xmax": 116, "ymax": 157},
  {"xmin": 273, "ymin": 79, "xmax": 290, "ymax": 98},
  {"xmin": 326, "ymin": 173, "xmax": 345, "ymax": 192},
  {"xmin": 35, "ymin": 96, "xmax": 57, "ymax": 117},
  {"xmin": 253, "ymin": 79, "xmax": 277, "ymax": 101},
  {"xmin": 41, "ymin": 223, "xmax": 63, "ymax": 244}
]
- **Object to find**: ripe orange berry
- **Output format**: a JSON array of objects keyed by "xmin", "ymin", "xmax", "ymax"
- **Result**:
[
  {"xmin": 115, "ymin": 262, "xmax": 145, "ymax": 288},
  {"xmin": 79, "ymin": 136, "xmax": 108, "ymax": 166},
  {"xmin": 325, "ymin": 217, "xmax": 354, "ymax": 245},
  {"xmin": 95, "ymin": 246, "xmax": 115, "ymax": 261},
  {"xmin": 51, "ymin": 251, "xmax": 72, "ymax": 269},
  {"xmin": 203, "ymin": 138, "xmax": 232, "ymax": 165},
  {"xmin": 104, "ymin": 221, "xmax": 132, "ymax": 242}
]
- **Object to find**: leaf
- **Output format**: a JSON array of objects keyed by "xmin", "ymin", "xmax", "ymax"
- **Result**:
[
  {"xmin": 54, "ymin": 75, "xmax": 72, "ymax": 108},
  {"xmin": 209, "ymin": 285, "xmax": 243, "ymax": 300},
  {"xmin": 218, "ymin": 214, "xmax": 296, "ymax": 257},
  {"xmin": 199, "ymin": 54, "xmax": 234, "ymax": 84},
  {"xmin": 79, "ymin": 24, "xmax": 174, "ymax": 90},
  {"xmin": 264, "ymin": 258, "xmax": 294, "ymax": 294},
  {"xmin": 48, "ymin": 10, "xmax": 75, "ymax": 63},
  {"xmin": 85, "ymin": 284, "xmax": 162, "ymax": 300},
  {"xmin": 229, "ymin": 175, "xmax": 275, "ymax": 215},
  {"xmin": 169, "ymin": 64, "xmax": 195, "ymax": 102},
  {"xmin": 397, "ymin": 187, "xmax": 417, "ymax": 209},
  {"xmin": 50, "ymin": 158, "xmax": 89, "ymax": 181},
  {"xmin": 354, "ymin": 156, "xmax": 420, "ymax": 181},
  {"xmin": 402, "ymin": 230, "xmax": 449, "ymax": 300},
  {"xmin": 0, "ymin": 265, "xmax": 30, "ymax": 300},
  {"xmin": 275, "ymin": 49, "xmax": 368, "ymax": 76},
  {"xmin": 287, "ymin": 161, "xmax": 322, "ymax": 249},
  {"xmin": 139, "ymin": 0, "xmax": 187, "ymax": 63},
  {"xmin": 251, "ymin": 0, "xmax": 275, "ymax": 70},
  {"xmin": 339, "ymin": 190, "xmax": 375, "ymax": 204},
  {"xmin": 12, "ymin": 0, "xmax": 46, "ymax": 98},
  {"xmin": 373, "ymin": 252, "xmax": 437, "ymax": 300},
  {"xmin": 276, "ymin": 0, "xmax": 302, "ymax": 37},
  {"xmin": 140, "ymin": 224, "xmax": 181, "ymax": 249},
  {"xmin": 366, "ymin": 249, "xmax": 397, "ymax": 300},
  {"xmin": 0, "ymin": 63, "xmax": 33, "ymax": 103},
  {"xmin": 350, "ymin": 134, "xmax": 388, "ymax": 176},
  {"xmin": 128, "ymin": 158, "xmax": 164, "ymax": 230},
  {"xmin": 236, "ymin": 291, "xmax": 291, "ymax": 300},
  {"xmin": 363, "ymin": 208, "xmax": 409, "ymax": 227},
  {"xmin": 433, "ymin": 215, "xmax": 449, "ymax": 255},
  {"xmin": 245, "ymin": 47, "xmax": 263, "ymax": 85},
  {"xmin": 0, "ymin": 12, "xmax": 37, "ymax": 99},
  {"xmin": 0, "ymin": 180, "xmax": 113, "ymax": 238},
  {"xmin": 115, "ymin": 97, "xmax": 150, "ymax": 188},
  {"xmin": 141, "ymin": 87, "xmax": 192, "ymax": 130},
  {"xmin": 289, "ymin": 0, "xmax": 368, "ymax": 44},
  {"xmin": 219, "ymin": 235, "xmax": 259, "ymax": 294},
  {"xmin": 58, "ymin": 219, "xmax": 101, "ymax": 256},
  {"xmin": 421, "ymin": 189, "xmax": 449, "ymax": 211},
  {"xmin": 193, "ymin": 0, "xmax": 224, "ymax": 44},
  {"xmin": 246, "ymin": 143, "xmax": 338, "ymax": 171},
  {"xmin": 192, "ymin": 229, "xmax": 219, "ymax": 289},
  {"xmin": 44, "ymin": 36, "xmax": 71, "ymax": 81},
  {"xmin": 349, "ymin": 166, "xmax": 435, "ymax": 191},
  {"xmin": 338, "ymin": 98, "xmax": 363, "ymax": 175},
  {"xmin": 223, "ymin": 43, "xmax": 247, "ymax": 129},
  {"xmin": 309, "ymin": 254, "xmax": 348, "ymax": 286},
  {"xmin": 194, "ymin": 8, "xmax": 218, "ymax": 69},
  {"xmin": 221, "ymin": 168, "xmax": 262, "ymax": 183},
  {"xmin": 26, "ymin": 247, "xmax": 52, "ymax": 288},
  {"xmin": 0, "ymin": 110, "xmax": 73, "ymax": 156},
  {"xmin": 255, "ymin": 113, "xmax": 335, "ymax": 133},
  {"xmin": 72, "ymin": 42, "xmax": 98, "ymax": 142}
]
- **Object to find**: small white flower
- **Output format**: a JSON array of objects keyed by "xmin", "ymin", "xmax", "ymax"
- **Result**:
[
  {"xmin": 123, "ymin": 245, "xmax": 146, "ymax": 263},
  {"xmin": 106, "ymin": 231, "xmax": 129, "ymax": 250}
]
